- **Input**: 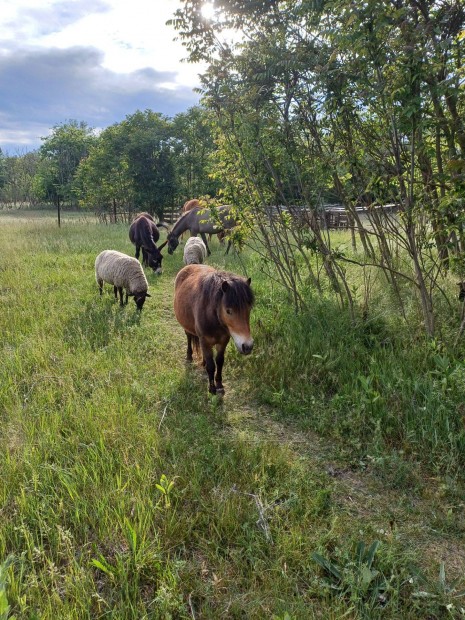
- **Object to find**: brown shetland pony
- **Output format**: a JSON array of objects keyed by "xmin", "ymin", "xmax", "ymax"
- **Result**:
[
  {"xmin": 174, "ymin": 264, "xmax": 254, "ymax": 394},
  {"xmin": 180, "ymin": 200, "xmax": 201, "ymax": 241},
  {"xmin": 182, "ymin": 199, "xmax": 200, "ymax": 213}
]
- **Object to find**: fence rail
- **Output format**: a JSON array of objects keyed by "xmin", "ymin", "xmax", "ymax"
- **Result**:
[
  {"xmin": 94, "ymin": 203, "xmax": 399, "ymax": 230},
  {"xmin": 266, "ymin": 203, "xmax": 399, "ymax": 230}
]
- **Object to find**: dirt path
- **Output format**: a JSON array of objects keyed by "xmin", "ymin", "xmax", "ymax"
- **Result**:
[
  {"xmin": 221, "ymin": 385, "xmax": 465, "ymax": 579},
  {"xmin": 156, "ymin": 259, "xmax": 465, "ymax": 581}
]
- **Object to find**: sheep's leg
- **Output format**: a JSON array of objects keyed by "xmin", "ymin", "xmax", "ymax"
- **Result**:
[
  {"xmin": 200, "ymin": 232, "xmax": 211, "ymax": 256},
  {"xmin": 113, "ymin": 285, "xmax": 118, "ymax": 300},
  {"xmin": 124, "ymin": 290, "xmax": 129, "ymax": 305},
  {"xmin": 98, "ymin": 279, "xmax": 104, "ymax": 295},
  {"xmin": 200, "ymin": 339, "xmax": 216, "ymax": 393},
  {"xmin": 225, "ymin": 239, "xmax": 232, "ymax": 255},
  {"xmin": 117, "ymin": 287, "xmax": 124, "ymax": 305}
]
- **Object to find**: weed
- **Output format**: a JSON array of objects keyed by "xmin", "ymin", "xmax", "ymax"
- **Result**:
[
  {"xmin": 411, "ymin": 563, "xmax": 465, "ymax": 618},
  {"xmin": 312, "ymin": 541, "xmax": 389, "ymax": 615},
  {"xmin": 0, "ymin": 556, "xmax": 15, "ymax": 620}
]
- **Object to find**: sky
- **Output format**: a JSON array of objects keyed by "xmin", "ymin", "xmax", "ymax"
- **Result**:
[{"xmin": 0, "ymin": 0, "xmax": 206, "ymax": 154}]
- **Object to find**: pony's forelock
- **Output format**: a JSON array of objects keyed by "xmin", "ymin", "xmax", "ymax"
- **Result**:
[{"xmin": 203, "ymin": 271, "xmax": 254, "ymax": 310}]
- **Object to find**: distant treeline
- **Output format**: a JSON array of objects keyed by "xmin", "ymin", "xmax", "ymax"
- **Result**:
[{"xmin": 0, "ymin": 107, "xmax": 219, "ymax": 219}]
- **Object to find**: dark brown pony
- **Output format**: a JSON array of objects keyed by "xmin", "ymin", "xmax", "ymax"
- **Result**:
[
  {"xmin": 174, "ymin": 264, "xmax": 254, "ymax": 394},
  {"xmin": 129, "ymin": 213, "xmax": 166, "ymax": 274}
]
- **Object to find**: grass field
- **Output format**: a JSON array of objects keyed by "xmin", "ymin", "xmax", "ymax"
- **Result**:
[{"xmin": 1, "ymin": 210, "xmax": 465, "ymax": 619}]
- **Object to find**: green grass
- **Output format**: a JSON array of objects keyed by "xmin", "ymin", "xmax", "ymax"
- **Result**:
[{"xmin": 1, "ymin": 210, "xmax": 465, "ymax": 619}]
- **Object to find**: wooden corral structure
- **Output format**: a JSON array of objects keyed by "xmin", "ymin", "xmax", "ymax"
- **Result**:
[
  {"xmin": 96, "ymin": 205, "xmax": 181, "ymax": 225},
  {"xmin": 96, "ymin": 203, "xmax": 398, "ymax": 230},
  {"xmin": 265, "ymin": 204, "xmax": 399, "ymax": 230}
]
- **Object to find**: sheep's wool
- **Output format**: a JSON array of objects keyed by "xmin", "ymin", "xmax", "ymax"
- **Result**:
[
  {"xmin": 95, "ymin": 250, "xmax": 148, "ymax": 294},
  {"xmin": 183, "ymin": 237, "xmax": 208, "ymax": 265}
]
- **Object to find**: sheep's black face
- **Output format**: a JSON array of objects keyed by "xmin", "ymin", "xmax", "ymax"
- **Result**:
[
  {"xmin": 134, "ymin": 293, "xmax": 150, "ymax": 310},
  {"xmin": 167, "ymin": 234, "xmax": 179, "ymax": 255}
]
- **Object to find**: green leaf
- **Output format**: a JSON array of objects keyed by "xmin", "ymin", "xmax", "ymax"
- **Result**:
[{"xmin": 311, "ymin": 553, "xmax": 342, "ymax": 581}]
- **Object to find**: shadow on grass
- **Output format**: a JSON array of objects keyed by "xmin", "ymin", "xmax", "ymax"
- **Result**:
[{"xmin": 63, "ymin": 297, "xmax": 142, "ymax": 350}]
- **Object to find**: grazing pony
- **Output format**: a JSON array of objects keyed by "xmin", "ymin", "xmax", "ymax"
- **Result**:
[
  {"xmin": 129, "ymin": 213, "xmax": 165, "ymax": 274},
  {"xmin": 182, "ymin": 199, "xmax": 225, "ymax": 245},
  {"xmin": 174, "ymin": 264, "xmax": 254, "ymax": 394},
  {"xmin": 167, "ymin": 205, "xmax": 237, "ymax": 256}
]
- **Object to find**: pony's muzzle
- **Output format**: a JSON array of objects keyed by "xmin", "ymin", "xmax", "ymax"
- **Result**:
[{"xmin": 241, "ymin": 341, "xmax": 253, "ymax": 355}]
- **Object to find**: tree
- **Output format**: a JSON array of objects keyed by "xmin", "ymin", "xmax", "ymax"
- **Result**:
[
  {"xmin": 36, "ymin": 120, "xmax": 96, "ymax": 226},
  {"xmin": 171, "ymin": 106, "xmax": 219, "ymax": 201},
  {"xmin": 170, "ymin": 0, "xmax": 465, "ymax": 334},
  {"xmin": 122, "ymin": 110, "xmax": 176, "ymax": 216},
  {"xmin": 75, "ymin": 123, "xmax": 135, "ymax": 220},
  {"xmin": 0, "ymin": 152, "xmax": 41, "ymax": 208}
]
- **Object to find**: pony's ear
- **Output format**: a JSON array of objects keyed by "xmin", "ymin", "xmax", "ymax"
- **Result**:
[
  {"xmin": 158, "ymin": 240, "xmax": 168, "ymax": 251},
  {"xmin": 145, "ymin": 293, "xmax": 151, "ymax": 297},
  {"xmin": 247, "ymin": 277, "xmax": 251, "ymax": 286},
  {"xmin": 221, "ymin": 280, "xmax": 229, "ymax": 293}
]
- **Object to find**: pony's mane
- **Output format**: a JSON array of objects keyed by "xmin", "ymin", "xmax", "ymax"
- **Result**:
[{"xmin": 202, "ymin": 270, "xmax": 254, "ymax": 309}]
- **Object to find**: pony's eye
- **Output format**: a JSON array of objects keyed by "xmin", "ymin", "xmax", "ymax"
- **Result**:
[{"xmin": 226, "ymin": 308, "xmax": 233, "ymax": 315}]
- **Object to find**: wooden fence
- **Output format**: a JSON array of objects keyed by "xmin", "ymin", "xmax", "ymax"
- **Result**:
[
  {"xmin": 95, "ymin": 203, "xmax": 399, "ymax": 230},
  {"xmin": 95, "ymin": 206, "xmax": 181, "ymax": 225},
  {"xmin": 266, "ymin": 204, "xmax": 399, "ymax": 230}
]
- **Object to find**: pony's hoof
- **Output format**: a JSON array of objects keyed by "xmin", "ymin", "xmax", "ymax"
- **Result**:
[{"xmin": 216, "ymin": 386, "xmax": 225, "ymax": 395}]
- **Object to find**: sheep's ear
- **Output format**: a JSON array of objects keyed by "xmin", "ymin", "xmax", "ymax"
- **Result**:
[
  {"xmin": 221, "ymin": 280, "xmax": 229, "ymax": 293},
  {"xmin": 247, "ymin": 277, "xmax": 251, "ymax": 286},
  {"xmin": 145, "ymin": 293, "xmax": 151, "ymax": 297}
]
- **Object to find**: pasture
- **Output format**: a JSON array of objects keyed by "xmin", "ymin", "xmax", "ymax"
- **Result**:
[{"xmin": 1, "ymin": 210, "xmax": 465, "ymax": 619}]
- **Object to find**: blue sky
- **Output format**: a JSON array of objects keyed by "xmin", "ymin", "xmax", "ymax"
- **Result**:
[{"xmin": 0, "ymin": 0, "xmax": 205, "ymax": 154}]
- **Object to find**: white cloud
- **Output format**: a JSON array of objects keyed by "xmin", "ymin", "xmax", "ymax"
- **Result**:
[{"xmin": 0, "ymin": 0, "xmax": 206, "ymax": 152}]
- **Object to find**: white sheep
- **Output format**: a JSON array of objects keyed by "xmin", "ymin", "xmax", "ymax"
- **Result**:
[
  {"xmin": 95, "ymin": 250, "xmax": 151, "ymax": 310},
  {"xmin": 183, "ymin": 236, "xmax": 208, "ymax": 265}
]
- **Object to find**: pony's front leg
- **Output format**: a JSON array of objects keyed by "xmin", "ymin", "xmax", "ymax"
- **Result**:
[
  {"xmin": 200, "ymin": 232, "xmax": 211, "ymax": 256},
  {"xmin": 214, "ymin": 341, "xmax": 228, "ymax": 393},
  {"xmin": 200, "ymin": 340, "xmax": 216, "ymax": 393},
  {"xmin": 135, "ymin": 245, "xmax": 141, "ymax": 260}
]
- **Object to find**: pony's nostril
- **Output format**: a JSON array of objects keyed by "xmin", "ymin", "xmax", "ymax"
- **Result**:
[{"xmin": 242, "ymin": 342, "xmax": 253, "ymax": 354}]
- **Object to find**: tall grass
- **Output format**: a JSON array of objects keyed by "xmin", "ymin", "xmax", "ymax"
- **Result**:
[{"xmin": 1, "ymin": 211, "xmax": 464, "ymax": 619}]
